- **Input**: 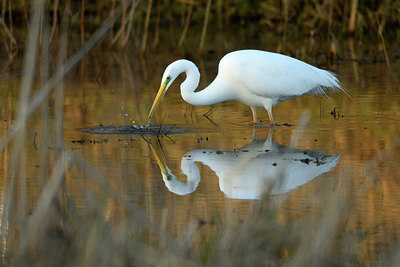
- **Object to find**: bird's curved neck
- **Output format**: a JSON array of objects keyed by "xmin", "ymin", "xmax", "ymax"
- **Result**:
[
  {"xmin": 163, "ymin": 155, "xmax": 201, "ymax": 196},
  {"xmin": 179, "ymin": 60, "xmax": 230, "ymax": 106}
]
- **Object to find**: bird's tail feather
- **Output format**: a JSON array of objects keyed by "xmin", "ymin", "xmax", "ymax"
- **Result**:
[{"xmin": 310, "ymin": 70, "xmax": 352, "ymax": 100}]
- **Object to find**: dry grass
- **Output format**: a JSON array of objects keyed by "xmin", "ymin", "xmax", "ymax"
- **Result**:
[{"xmin": 1, "ymin": 0, "xmax": 399, "ymax": 59}]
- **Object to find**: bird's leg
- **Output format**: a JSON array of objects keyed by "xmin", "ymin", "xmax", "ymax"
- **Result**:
[
  {"xmin": 267, "ymin": 126, "xmax": 274, "ymax": 141},
  {"xmin": 263, "ymin": 100, "xmax": 274, "ymax": 127},
  {"xmin": 251, "ymin": 107, "xmax": 258, "ymax": 125},
  {"xmin": 267, "ymin": 110, "xmax": 274, "ymax": 126},
  {"xmin": 252, "ymin": 127, "xmax": 257, "ymax": 139}
]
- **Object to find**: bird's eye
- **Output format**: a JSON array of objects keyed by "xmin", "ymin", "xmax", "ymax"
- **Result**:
[{"xmin": 167, "ymin": 76, "xmax": 171, "ymax": 81}]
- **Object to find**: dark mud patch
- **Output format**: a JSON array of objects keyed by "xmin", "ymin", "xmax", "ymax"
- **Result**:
[{"xmin": 79, "ymin": 124, "xmax": 194, "ymax": 136}]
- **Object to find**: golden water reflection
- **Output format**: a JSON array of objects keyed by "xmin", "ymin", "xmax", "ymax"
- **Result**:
[{"xmin": 0, "ymin": 43, "xmax": 400, "ymax": 264}]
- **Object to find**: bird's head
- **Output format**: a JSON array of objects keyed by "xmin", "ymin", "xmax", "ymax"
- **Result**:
[{"xmin": 147, "ymin": 61, "xmax": 182, "ymax": 123}]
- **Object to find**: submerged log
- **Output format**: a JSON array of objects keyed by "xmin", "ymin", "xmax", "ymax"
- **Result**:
[{"xmin": 79, "ymin": 124, "xmax": 193, "ymax": 136}]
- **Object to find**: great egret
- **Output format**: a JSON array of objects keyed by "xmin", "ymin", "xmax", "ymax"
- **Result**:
[
  {"xmin": 147, "ymin": 49, "xmax": 345, "ymax": 125},
  {"xmin": 150, "ymin": 137, "xmax": 340, "ymax": 199}
]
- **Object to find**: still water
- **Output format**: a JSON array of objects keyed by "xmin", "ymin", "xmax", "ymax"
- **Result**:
[{"xmin": 1, "ymin": 39, "xmax": 400, "ymax": 263}]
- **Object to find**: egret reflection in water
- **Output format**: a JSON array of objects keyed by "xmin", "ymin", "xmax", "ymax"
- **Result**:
[{"xmin": 150, "ymin": 135, "xmax": 341, "ymax": 199}]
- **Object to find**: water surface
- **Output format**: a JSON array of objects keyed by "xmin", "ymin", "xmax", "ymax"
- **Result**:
[{"xmin": 1, "ymin": 40, "xmax": 400, "ymax": 263}]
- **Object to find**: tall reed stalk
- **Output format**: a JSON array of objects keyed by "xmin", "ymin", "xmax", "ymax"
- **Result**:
[
  {"xmin": 80, "ymin": 0, "xmax": 85, "ymax": 44},
  {"xmin": 378, "ymin": 20, "xmax": 391, "ymax": 75},
  {"xmin": 198, "ymin": 0, "xmax": 211, "ymax": 55},
  {"xmin": 152, "ymin": 0, "xmax": 161, "ymax": 51},
  {"xmin": 176, "ymin": 0, "xmax": 193, "ymax": 51},
  {"xmin": 348, "ymin": 0, "xmax": 358, "ymax": 34},
  {"xmin": 141, "ymin": 0, "xmax": 153, "ymax": 55},
  {"xmin": 3, "ymin": 0, "xmax": 45, "ymax": 262}
]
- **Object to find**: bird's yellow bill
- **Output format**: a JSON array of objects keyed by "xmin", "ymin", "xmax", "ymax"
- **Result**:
[
  {"xmin": 147, "ymin": 79, "xmax": 169, "ymax": 123},
  {"xmin": 149, "ymin": 140, "xmax": 172, "ymax": 181}
]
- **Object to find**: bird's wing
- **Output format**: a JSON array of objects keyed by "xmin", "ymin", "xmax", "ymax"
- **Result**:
[{"xmin": 220, "ymin": 50, "xmax": 340, "ymax": 99}]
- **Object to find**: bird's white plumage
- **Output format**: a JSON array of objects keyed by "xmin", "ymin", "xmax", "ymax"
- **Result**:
[
  {"xmin": 148, "ymin": 49, "xmax": 345, "ymax": 125},
  {"xmin": 221, "ymin": 50, "xmax": 340, "ymax": 97}
]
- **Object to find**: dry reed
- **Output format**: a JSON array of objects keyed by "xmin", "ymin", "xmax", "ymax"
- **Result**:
[
  {"xmin": 198, "ymin": 0, "xmax": 211, "ymax": 55},
  {"xmin": 141, "ymin": 0, "xmax": 153, "ymax": 55},
  {"xmin": 1, "ymin": 0, "xmax": 399, "ymax": 57},
  {"xmin": 176, "ymin": 0, "xmax": 193, "ymax": 52}
]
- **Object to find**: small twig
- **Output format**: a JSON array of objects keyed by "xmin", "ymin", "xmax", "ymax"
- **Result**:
[
  {"xmin": 157, "ymin": 113, "xmax": 167, "ymax": 136},
  {"xmin": 377, "ymin": 20, "xmax": 391, "ymax": 75},
  {"xmin": 203, "ymin": 106, "xmax": 216, "ymax": 118},
  {"xmin": 141, "ymin": 135, "xmax": 151, "ymax": 144},
  {"xmin": 33, "ymin": 131, "xmax": 38, "ymax": 150},
  {"xmin": 164, "ymin": 134, "xmax": 176, "ymax": 144},
  {"xmin": 163, "ymin": 126, "xmax": 174, "ymax": 136},
  {"xmin": 156, "ymin": 136, "xmax": 168, "ymax": 159},
  {"xmin": 0, "ymin": 17, "xmax": 18, "ymax": 61},
  {"xmin": 204, "ymin": 115, "xmax": 218, "ymax": 127}
]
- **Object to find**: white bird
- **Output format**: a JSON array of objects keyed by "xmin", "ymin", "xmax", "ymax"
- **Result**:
[{"xmin": 147, "ymin": 49, "xmax": 345, "ymax": 125}]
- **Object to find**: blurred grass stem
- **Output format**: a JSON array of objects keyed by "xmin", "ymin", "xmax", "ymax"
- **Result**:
[
  {"xmin": 377, "ymin": 20, "xmax": 391, "ymax": 75},
  {"xmin": 0, "ymin": 1, "xmax": 132, "ymax": 153},
  {"xmin": 141, "ymin": 0, "xmax": 153, "ymax": 55},
  {"xmin": 177, "ymin": 0, "xmax": 193, "ymax": 51},
  {"xmin": 198, "ymin": 0, "xmax": 211, "ymax": 55},
  {"xmin": 3, "ymin": 0, "xmax": 45, "ymax": 256},
  {"xmin": 15, "ymin": 151, "xmax": 73, "ymax": 261},
  {"xmin": 348, "ymin": 0, "xmax": 358, "ymax": 34}
]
